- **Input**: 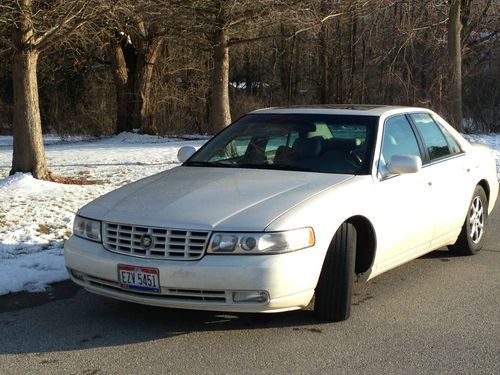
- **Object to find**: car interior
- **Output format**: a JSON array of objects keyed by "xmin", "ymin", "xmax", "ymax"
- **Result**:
[{"xmin": 239, "ymin": 125, "xmax": 368, "ymax": 174}]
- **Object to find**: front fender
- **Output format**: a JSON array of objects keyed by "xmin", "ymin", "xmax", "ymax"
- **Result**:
[{"xmin": 265, "ymin": 176, "xmax": 379, "ymax": 283}]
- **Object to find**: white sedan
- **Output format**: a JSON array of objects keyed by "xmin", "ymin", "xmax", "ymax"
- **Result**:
[{"xmin": 64, "ymin": 105, "xmax": 498, "ymax": 321}]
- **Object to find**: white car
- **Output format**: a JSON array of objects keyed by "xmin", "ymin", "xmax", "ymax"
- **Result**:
[{"xmin": 64, "ymin": 105, "xmax": 498, "ymax": 321}]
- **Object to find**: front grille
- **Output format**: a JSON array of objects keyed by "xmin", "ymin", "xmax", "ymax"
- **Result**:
[{"xmin": 102, "ymin": 222, "xmax": 210, "ymax": 260}]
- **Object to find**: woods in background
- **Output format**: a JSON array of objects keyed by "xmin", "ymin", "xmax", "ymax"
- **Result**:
[{"xmin": 0, "ymin": 0, "xmax": 498, "ymax": 179}]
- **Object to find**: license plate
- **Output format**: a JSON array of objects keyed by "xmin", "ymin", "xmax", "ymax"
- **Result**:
[{"xmin": 118, "ymin": 264, "xmax": 160, "ymax": 293}]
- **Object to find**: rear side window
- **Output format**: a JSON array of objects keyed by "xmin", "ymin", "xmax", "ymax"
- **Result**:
[
  {"xmin": 410, "ymin": 113, "xmax": 451, "ymax": 161},
  {"xmin": 434, "ymin": 119, "xmax": 462, "ymax": 154}
]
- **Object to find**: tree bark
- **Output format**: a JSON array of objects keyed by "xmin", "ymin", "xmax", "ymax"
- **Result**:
[
  {"xmin": 110, "ymin": 40, "xmax": 133, "ymax": 134},
  {"xmin": 10, "ymin": 0, "xmax": 48, "ymax": 180},
  {"xmin": 349, "ymin": 11, "xmax": 357, "ymax": 103},
  {"xmin": 319, "ymin": 23, "xmax": 329, "ymax": 104},
  {"xmin": 110, "ymin": 33, "xmax": 164, "ymax": 135},
  {"xmin": 447, "ymin": 0, "xmax": 464, "ymax": 132},
  {"xmin": 135, "ymin": 37, "xmax": 164, "ymax": 135},
  {"xmin": 209, "ymin": 28, "xmax": 231, "ymax": 133}
]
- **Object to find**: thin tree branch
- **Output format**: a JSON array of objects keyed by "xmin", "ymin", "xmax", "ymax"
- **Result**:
[
  {"xmin": 291, "ymin": 12, "xmax": 346, "ymax": 38},
  {"xmin": 34, "ymin": 0, "xmax": 92, "ymax": 50},
  {"xmin": 37, "ymin": 18, "xmax": 88, "ymax": 52},
  {"xmin": 228, "ymin": 33, "xmax": 290, "ymax": 47}
]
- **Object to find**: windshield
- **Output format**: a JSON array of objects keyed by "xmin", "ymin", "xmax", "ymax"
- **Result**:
[{"xmin": 186, "ymin": 114, "xmax": 379, "ymax": 174}]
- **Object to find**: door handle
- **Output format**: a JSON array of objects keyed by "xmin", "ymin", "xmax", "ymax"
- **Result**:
[{"xmin": 428, "ymin": 181, "xmax": 432, "ymax": 186}]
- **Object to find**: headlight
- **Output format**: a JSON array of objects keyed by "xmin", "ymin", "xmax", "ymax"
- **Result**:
[
  {"xmin": 73, "ymin": 215, "xmax": 102, "ymax": 242},
  {"xmin": 207, "ymin": 227, "xmax": 315, "ymax": 254}
]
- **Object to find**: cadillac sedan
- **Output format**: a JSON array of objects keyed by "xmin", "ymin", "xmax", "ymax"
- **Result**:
[{"xmin": 64, "ymin": 105, "xmax": 498, "ymax": 321}]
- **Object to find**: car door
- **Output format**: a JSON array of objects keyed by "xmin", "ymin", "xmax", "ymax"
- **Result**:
[
  {"xmin": 409, "ymin": 113, "xmax": 469, "ymax": 248},
  {"xmin": 373, "ymin": 114, "xmax": 433, "ymax": 270}
]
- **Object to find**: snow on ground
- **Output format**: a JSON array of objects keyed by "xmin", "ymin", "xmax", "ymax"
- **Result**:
[
  {"xmin": 0, "ymin": 132, "xmax": 206, "ymax": 295},
  {"xmin": 0, "ymin": 131, "xmax": 499, "ymax": 296}
]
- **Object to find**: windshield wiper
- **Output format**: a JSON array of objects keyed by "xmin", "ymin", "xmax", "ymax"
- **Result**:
[
  {"xmin": 184, "ymin": 161, "xmax": 235, "ymax": 168},
  {"xmin": 230, "ymin": 163, "xmax": 314, "ymax": 172},
  {"xmin": 185, "ymin": 161, "xmax": 313, "ymax": 172}
]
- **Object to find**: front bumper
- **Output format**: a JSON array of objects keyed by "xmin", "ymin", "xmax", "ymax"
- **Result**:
[{"xmin": 64, "ymin": 236, "xmax": 321, "ymax": 313}]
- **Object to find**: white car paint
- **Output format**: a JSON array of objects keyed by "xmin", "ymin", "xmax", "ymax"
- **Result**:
[
  {"xmin": 64, "ymin": 106, "xmax": 498, "ymax": 313},
  {"xmin": 78, "ymin": 167, "xmax": 353, "ymax": 231}
]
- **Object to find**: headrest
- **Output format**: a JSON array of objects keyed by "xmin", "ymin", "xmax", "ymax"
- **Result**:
[{"xmin": 292, "ymin": 137, "xmax": 322, "ymax": 158}]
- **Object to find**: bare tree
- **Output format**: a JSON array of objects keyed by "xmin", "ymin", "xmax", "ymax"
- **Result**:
[
  {"xmin": 1, "ymin": 0, "xmax": 498, "ymax": 141},
  {"xmin": 108, "ymin": 3, "xmax": 167, "ymax": 134},
  {"xmin": 448, "ymin": 0, "xmax": 464, "ymax": 131},
  {"xmin": 180, "ymin": 0, "xmax": 304, "ymax": 132},
  {"xmin": 2, "ymin": 0, "xmax": 112, "ymax": 179}
]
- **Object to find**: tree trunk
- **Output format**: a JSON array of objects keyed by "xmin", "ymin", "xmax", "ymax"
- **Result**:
[
  {"xmin": 447, "ymin": 0, "xmax": 464, "ymax": 132},
  {"xmin": 349, "ymin": 11, "xmax": 357, "ymax": 103},
  {"xmin": 209, "ymin": 28, "xmax": 231, "ymax": 133},
  {"xmin": 360, "ymin": 18, "xmax": 366, "ymax": 103},
  {"xmin": 136, "ymin": 37, "xmax": 164, "ymax": 135},
  {"xmin": 10, "ymin": 0, "xmax": 48, "ymax": 180},
  {"xmin": 319, "ymin": 23, "xmax": 329, "ymax": 104},
  {"xmin": 10, "ymin": 50, "xmax": 48, "ymax": 179},
  {"xmin": 287, "ymin": 33, "xmax": 297, "ymax": 105},
  {"xmin": 110, "ymin": 40, "xmax": 133, "ymax": 134}
]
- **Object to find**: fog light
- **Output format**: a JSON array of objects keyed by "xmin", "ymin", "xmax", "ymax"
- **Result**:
[
  {"xmin": 232, "ymin": 290, "xmax": 269, "ymax": 304},
  {"xmin": 70, "ymin": 269, "xmax": 85, "ymax": 281}
]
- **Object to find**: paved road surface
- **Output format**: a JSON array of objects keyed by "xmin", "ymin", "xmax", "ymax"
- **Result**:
[{"xmin": 1, "ymin": 197, "xmax": 499, "ymax": 374}]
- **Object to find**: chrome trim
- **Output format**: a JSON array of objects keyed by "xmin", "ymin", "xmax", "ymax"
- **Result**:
[
  {"xmin": 102, "ymin": 222, "xmax": 210, "ymax": 260},
  {"xmin": 422, "ymin": 152, "xmax": 466, "ymax": 168}
]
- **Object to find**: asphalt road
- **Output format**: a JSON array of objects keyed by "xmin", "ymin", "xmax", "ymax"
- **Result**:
[{"xmin": 1, "ymin": 198, "xmax": 499, "ymax": 375}]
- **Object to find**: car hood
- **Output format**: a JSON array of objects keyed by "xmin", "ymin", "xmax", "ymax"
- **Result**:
[{"xmin": 79, "ymin": 166, "xmax": 353, "ymax": 231}]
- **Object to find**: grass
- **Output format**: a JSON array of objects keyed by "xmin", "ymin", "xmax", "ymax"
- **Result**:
[
  {"xmin": 48, "ymin": 171, "xmax": 107, "ymax": 185},
  {"xmin": 37, "ymin": 224, "xmax": 53, "ymax": 235}
]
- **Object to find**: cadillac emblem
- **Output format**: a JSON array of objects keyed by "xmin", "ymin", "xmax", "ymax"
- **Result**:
[{"xmin": 140, "ymin": 234, "xmax": 154, "ymax": 250}]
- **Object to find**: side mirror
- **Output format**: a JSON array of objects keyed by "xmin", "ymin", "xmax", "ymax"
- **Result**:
[
  {"xmin": 177, "ymin": 146, "xmax": 196, "ymax": 163},
  {"xmin": 388, "ymin": 154, "xmax": 422, "ymax": 175}
]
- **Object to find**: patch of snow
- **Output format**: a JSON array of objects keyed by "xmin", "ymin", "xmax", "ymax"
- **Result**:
[
  {"xmin": 0, "ymin": 136, "xmax": 12, "ymax": 147},
  {"xmin": 108, "ymin": 131, "xmax": 209, "ymax": 144},
  {"xmin": 230, "ymin": 81, "xmax": 270, "ymax": 90},
  {"xmin": 0, "ymin": 132, "xmax": 206, "ymax": 295}
]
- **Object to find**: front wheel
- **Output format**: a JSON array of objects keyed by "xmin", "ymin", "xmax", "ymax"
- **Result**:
[
  {"xmin": 314, "ymin": 222, "xmax": 356, "ymax": 321},
  {"xmin": 449, "ymin": 185, "xmax": 488, "ymax": 255}
]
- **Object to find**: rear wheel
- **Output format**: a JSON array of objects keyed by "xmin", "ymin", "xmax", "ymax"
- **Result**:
[
  {"xmin": 449, "ymin": 186, "xmax": 488, "ymax": 255},
  {"xmin": 314, "ymin": 222, "xmax": 356, "ymax": 321}
]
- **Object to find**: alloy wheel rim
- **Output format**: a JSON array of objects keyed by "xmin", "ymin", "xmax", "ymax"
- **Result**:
[{"xmin": 469, "ymin": 196, "xmax": 484, "ymax": 244}]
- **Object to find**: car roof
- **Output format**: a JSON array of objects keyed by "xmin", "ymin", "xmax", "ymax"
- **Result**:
[{"xmin": 250, "ymin": 105, "xmax": 428, "ymax": 117}]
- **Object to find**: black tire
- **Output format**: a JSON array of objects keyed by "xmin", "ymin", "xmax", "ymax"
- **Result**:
[
  {"xmin": 314, "ymin": 222, "xmax": 356, "ymax": 322},
  {"xmin": 449, "ymin": 185, "xmax": 488, "ymax": 256}
]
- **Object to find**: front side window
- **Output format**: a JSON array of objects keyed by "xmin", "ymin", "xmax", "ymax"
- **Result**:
[
  {"xmin": 186, "ymin": 114, "xmax": 379, "ymax": 175},
  {"xmin": 381, "ymin": 115, "xmax": 422, "ymax": 165},
  {"xmin": 411, "ymin": 113, "xmax": 451, "ymax": 161}
]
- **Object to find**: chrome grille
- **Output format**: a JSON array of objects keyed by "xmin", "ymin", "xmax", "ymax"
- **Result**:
[{"xmin": 102, "ymin": 222, "xmax": 210, "ymax": 260}]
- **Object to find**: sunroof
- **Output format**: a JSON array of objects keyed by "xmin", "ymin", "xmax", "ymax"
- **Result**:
[{"xmin": 299, "ymin": 104, "xmax": 385, "ymax": 110}]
